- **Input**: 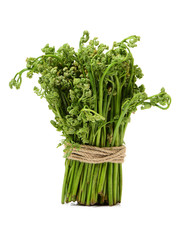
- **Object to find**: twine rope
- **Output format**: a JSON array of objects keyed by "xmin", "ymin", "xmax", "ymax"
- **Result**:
[{"xmin": 66, "ymin": 145, "xmax": 126, "ymax": 164}]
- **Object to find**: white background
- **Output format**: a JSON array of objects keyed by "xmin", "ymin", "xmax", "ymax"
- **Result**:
[{"xmin": 0, "ymin": 0, "xmax": 190, "ymax": 239}]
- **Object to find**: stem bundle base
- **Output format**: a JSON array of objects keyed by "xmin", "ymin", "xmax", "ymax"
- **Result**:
[{"xmin": 61, "ymin": 160, "xmax": 122, "ymax": 206}]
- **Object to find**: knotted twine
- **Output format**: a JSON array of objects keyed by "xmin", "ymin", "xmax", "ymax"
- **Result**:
[{"xmin": 65, "ymin": 145, "xmax": 126, "ymax": 164}]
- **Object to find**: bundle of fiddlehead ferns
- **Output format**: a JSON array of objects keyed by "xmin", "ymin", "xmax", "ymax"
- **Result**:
[{"xmin": 10, "ymin": 31, "xmax": 171, "ymax": 205}]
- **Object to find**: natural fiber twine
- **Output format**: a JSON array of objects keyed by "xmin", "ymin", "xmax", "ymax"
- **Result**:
[{"xmin": 66, "ymin": 145, "xmax": 126, "ymax": 164}]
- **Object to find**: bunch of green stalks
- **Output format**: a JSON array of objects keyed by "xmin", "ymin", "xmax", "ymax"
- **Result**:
[{"xmin": 9, "ymin": 31, "xmax": 171, "ymax": 206}]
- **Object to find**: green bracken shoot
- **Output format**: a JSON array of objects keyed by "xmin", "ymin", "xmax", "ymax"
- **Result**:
[{"xmin": 9, "ymin": 31, "xmax": 171, "ymax": 206}]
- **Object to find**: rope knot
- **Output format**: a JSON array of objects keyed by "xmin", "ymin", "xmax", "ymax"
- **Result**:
[{"xmin": 65, "ymin": 144, "xmax": 126, "ymax": 164}]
